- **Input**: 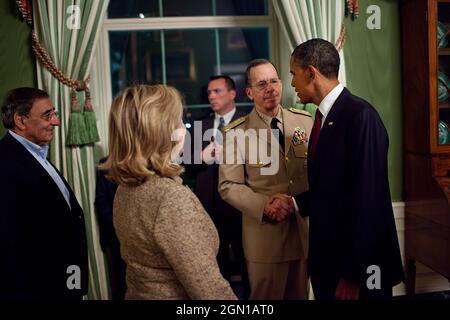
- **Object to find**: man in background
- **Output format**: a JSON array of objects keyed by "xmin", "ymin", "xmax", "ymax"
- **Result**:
[{"xmin": 184, "ymin": 75, "xmax": 249, "ymax": 298}]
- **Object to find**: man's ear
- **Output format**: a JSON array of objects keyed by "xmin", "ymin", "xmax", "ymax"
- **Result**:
[
  {"xmin": 13, "ymin": 113, "xmax": 26, "ymax": 131},
  {"xmin": 245, "ymin": 87, "xmax": 253, "ymax": 100},
  {"xmin": 230, "ymin": 89, "xmax": 237, "ymax": 100},
  {"xmin": 308, "ymin": 65, "xmax": 320, "ymax": 80}
]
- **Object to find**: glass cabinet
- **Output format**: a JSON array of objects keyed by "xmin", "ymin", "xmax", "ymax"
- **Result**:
[
  {"xmin": 401, "ymin": 0, "xmax": 450, "ymax": 297},
  {"xmin": 437, "ymin": 2, "xmax": 450, "ymax": 144}
]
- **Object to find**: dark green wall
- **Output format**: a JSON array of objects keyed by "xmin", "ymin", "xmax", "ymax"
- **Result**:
[
  {"xmin": 344, "ymin": 0, "xmax": 403, "ymax": 201},
  {"xmin": 0, "ymin": 0, "xmax": 37, "ymax": 137}
]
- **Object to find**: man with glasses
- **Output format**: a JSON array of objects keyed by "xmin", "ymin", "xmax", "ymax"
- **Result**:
[
  {"xmin": 0, "ymin": 87, "xmax": 88, "ymax": 299},
  {"xmin": 218, "ymin": 59, "xmax": 313, "ymax": 299}
]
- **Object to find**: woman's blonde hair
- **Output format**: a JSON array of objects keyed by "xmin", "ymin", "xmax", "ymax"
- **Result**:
[{"xmin": 100, "ymin": 84, "xmax": 184, "ymax": 186}]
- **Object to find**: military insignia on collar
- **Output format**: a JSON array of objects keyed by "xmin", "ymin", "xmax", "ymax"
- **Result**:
[{"xmin": 292, "ymin": 127, "xmax": 307, "ymax": 145}]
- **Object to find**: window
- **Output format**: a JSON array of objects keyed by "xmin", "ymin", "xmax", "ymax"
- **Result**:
[
  {"xmin": 104, "ymin": 0, "xmax": 274, "ymax": 120},
  {"xmin": 108, "ymin": 0, "xmax": 268, "ymax": 18}
]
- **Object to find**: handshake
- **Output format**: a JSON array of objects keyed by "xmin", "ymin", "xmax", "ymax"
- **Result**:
[{"xmin": 263, "ymin": 194, "xmax": 296, "ymax": 223}]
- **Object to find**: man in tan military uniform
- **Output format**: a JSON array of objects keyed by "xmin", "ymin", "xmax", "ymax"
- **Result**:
[{"xmin": 218, "ymin": 59, "xmax": 313, "ymax": 299}]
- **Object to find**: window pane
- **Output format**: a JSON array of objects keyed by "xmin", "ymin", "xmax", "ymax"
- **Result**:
[
  {"xmin": 164, "ymin": 30, "xmax": 216, "ymax": 105},
  {"xmin": 163, "ymin": 0, "xmax": 212, "ymax": 17},
  {"xmin": 107, "ymin": 0, "xmax": 268, "ymax": 18},
  {"xmin": 219, "ymin": 28, "xmax": 269, "ymax": 102},
  {"xmin": 216, "ymin": 0, "xmax": 268, "ymax": 16},
  {"xmin": 108, "ymin": 0, "xmax": 160, "ymax": 19},
  {"xmin": 108, "ymin": 27, "xmax": 270, "ymax": 107},
  {"xmin": 109, "ymin": 31, "xmax": 163, "ymax": 96}
]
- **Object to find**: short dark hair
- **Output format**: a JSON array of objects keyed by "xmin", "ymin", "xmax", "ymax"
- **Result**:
[
  {"xmin": 209, "ymin": 75, "xmax": 236, "ymax": 91},
  {"xmin": 291, "ymin": 38, "xmax": 340, "ymax": 79},
  {"xmin": 1, "ymin": 87, "xmax": 49, "ymax": 129},
  {"xmin": 245, "ymin": 59, "xmax": 280, "ymax": 87}
]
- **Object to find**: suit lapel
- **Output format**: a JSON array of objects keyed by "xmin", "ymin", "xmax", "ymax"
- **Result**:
[
  {"xmin": 200, "ymin": 115, "xmax": 215, "ymax": 149},
  {"xmin": 205, "ymin": 114, "xmax": 215, "ymax": 131},
  {"xmin": 5, "ymin": 133, "xmax": 73, "ymax": 212},
  {"xmin": 231, "ymin": 109, "xmax": 246, "ymax": 122},
  {"xmin": 309, "ymin": 88, "xmax": 349, "ymax": 182},
  {"xmin": 50, "ymin": 160, "xmax": 81, "ymax": 212}
]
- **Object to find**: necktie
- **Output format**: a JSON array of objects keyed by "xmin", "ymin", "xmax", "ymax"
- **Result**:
[
  {"xmin": 309, "ymin": 110, "xmax": 323, "ymax": 159},
  {"xmin": 215, "ymin": 117, "xmax": 225, "ymax": 144},
  {"xmin": 271, "ymin": 118, "xmax": 285, "ymax": 152}
]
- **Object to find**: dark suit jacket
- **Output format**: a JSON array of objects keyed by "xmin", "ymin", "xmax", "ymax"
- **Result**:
[
  {"xmin": 94, "ymin": 157, "xmax": 127, "ymax": 300},
  {"xmin": 184, "ymin": 109, "xmax": 247, "ymax": 228},
  {"xmin": 94, "ymin": 157, "xmax": 119, "ymax": 251},
  {"xmin": 0, "ymin": 132, "xmax": 88, "ymax": 300},
  {"xmin": 295, "ymin": 88, "xmax": 404, "ymax": 293}
]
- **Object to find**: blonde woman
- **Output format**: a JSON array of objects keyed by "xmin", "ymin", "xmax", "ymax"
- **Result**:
[{"xmin": 101, "ymin": 85, "xmax": 236, "ymax": 300}]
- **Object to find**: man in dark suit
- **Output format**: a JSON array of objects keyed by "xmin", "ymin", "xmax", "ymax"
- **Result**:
[
  {"xmin": 289, "ymin": 39, "xmax": 404, "ymax": 300},
  {"xmin": 184, "ymin": 75, "xmax": 249, "ymax": 298},
  {"xmin": 0, "ymin": 87, "xmax": 88, "ymax": 299}
]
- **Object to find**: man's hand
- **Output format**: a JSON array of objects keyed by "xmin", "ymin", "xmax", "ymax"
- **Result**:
[
  {"xmin": 200, "ymin": 142, "xmax": 222, "ymax": 164},
  {"xmin": 335, "ymin": 278, "xmax": 360, "ymax": 300},
  {"xmin": 263, "ymin": 194, "xmax": 295, "ymax": 222}
]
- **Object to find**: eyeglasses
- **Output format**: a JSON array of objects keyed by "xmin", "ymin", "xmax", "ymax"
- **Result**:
[
  {"xmin": 24, "ymin": 109, "xmax": 59, "ymax": 121},
  {"xmin": 40, "ymin": 110, "xmax": 59, "ymax": 121},
  {"xmin": 249, "ymin": 78, "xmax": 280, "ymax": 91}
]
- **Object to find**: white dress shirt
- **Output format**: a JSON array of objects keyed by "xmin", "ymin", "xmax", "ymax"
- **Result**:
[
  {"xmin": 317, "ymin": 83, "xmax": 344, "ymax": 128},
  {"xmin": 214, "ymin": 107, "xmax": 236, "ymax": 136},
  {"xmin": 292, "ymin": 83, "xmax": 344, "ymax": 212}
]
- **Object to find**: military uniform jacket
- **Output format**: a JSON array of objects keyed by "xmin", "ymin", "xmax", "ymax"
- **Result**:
[{"xmin": 219, "ymin": 107, "xmax": 312, "ymax": 263}]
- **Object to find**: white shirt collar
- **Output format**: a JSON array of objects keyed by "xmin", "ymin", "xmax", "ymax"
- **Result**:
[
  {"xmin": 215, "ymin": 108, "xmax": 236, "ymax": 126},
  {"xmin": 317, "ymin": 83, "xmax": 344, "ymax": 122}
]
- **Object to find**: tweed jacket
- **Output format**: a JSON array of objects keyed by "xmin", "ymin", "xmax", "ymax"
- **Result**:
[{"xmin": 113, "ymin": 174, "xmax": 236, "ymax": 300}]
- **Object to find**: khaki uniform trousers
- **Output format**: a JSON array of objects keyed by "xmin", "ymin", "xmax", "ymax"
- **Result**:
[{"xmin": 246, "ymin": 259, "xmax": 308, "ymax": 300}]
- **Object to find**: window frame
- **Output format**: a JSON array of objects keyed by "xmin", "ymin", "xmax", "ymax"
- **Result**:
[
  {"xmin": 91, "ymin": 2, "xmax": 278, "ymax": 150},
  {"xmin": 95, "ymin": 3, "xmax": 277, "ymax": 105}
]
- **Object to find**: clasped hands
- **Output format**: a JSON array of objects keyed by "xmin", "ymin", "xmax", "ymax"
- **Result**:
[
  {"xmin": 263, "ymin": 193, "xmax": 295, "ymax": 223},
  {"xmin": 201, "ymin": 141, "xmax": 223, "ymax": 164}
]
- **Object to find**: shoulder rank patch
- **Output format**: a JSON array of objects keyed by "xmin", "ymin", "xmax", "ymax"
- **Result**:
[
  {"xmin": 223, "ymin": 116, "xmax": 247, "ymax": 132},
  {"xmin": 288, "ymin": 107, "xmax": 312, "ymax": 117}
]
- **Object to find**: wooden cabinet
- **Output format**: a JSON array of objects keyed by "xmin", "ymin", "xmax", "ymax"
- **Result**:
[{"xmin": 401, "ymin": 0, "xmax": 450, "ymax": 296}]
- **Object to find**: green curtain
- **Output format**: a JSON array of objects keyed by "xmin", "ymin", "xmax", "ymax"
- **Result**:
[
  {"xmin": 273, "ymin": 0, "xmax": 402, "ymax": 201},
  {"xmin": 272, "ymin": 0, "xmax": 346, "ymax": 115},
  {"xmin": 343, "ymin": 0, "xmax": 402, "ymax": 201},
  {"xmin": 33, "ymin": 0, "xmax": 110, "ymax": 299}
]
